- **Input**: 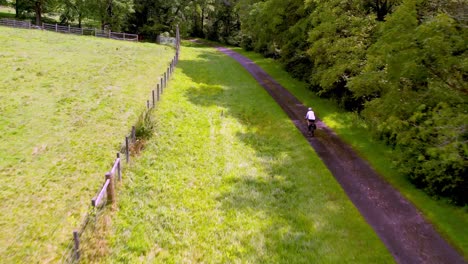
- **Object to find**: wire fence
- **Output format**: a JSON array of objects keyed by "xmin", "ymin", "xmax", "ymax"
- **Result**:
[
  {"xmin": 0, "ymin": 18, "xmax": 138, "ymax": 42},
  {"xmin": 1, "ymin": 18, "xmax": 181, "ymax": 262},
  {"xmin": 0, "ymin": 18, "xmax": 31, "ymax": 29},
  {"xmin": 58, "ymin": 25, "xmax": 180, "ymax": 263}
]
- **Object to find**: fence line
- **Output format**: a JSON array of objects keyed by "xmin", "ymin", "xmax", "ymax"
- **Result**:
[
  {"xmin": 65, "ymin": 25, "xmax": 181, "ymax": 263},
  {"xmin": 0, "ymin": 18, "xmax": 138, "ymax": 42},
  {"xmin": 0, "ymin": 18, "xmax": 31, "ymax": 29}
]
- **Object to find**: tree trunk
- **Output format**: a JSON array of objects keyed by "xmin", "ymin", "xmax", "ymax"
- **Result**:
[
  {"xmin": 201, "ymin": 7, "xmax": 205, "ymax": 37},
  {"xmin": 35, "ymin": 1, "xmax": 42, "ymax": 26},
  {"xmin": 375, "ymin": 0, "xmax": 391, "ymax": 21},
  {"xmin": 15, "ymin": 0, "xmax": 19, "ymax": 18}
]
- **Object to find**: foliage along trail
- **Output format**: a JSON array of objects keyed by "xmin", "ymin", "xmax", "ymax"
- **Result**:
[{"xmin": 210, "ymin": 44, "xmax": 466, "ymax": 264}]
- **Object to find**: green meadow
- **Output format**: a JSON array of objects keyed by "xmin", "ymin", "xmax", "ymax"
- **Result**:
[
  {"xmin": 103, "ymin": 41, "xmax": 394, "ymax": 263},
  {"xmin": 0, "ymin": 26, "xmax": 174, "ymax": 262},
  {"xmin": 2, "ymin": 24, "xmax": 465, "ymax": 263}
]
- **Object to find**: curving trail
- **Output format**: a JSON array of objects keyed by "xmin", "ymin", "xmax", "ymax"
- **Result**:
[{"xmin": 213, "ymin": 45, "xmax": 466, "ymax": 264}]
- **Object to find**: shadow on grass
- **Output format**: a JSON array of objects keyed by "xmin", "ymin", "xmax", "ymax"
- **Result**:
[{"xmin": 173, "ymin": 47, "xmax": 367, "ymax": 261}]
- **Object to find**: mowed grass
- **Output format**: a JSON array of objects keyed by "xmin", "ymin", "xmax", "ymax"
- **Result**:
[
  {"xmin": 104, "ymin": 41, "xmax": 394, "ymax": 263},
  {"xmin": 0, "ymin": 26, "xmax": 174, "ymax": 262},
  {"xmin": 230, "ymin": 47, "xmax": 468, "ymax": 257}
]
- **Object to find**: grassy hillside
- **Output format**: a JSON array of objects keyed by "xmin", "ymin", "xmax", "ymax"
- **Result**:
[
  {"xmin": 0, "ymin": 26, "xmax": 174, "ymax": 262},
  {"xmin": 230, "ymin": 47, "xmax": 468, "ymax": 257},
  {"xmin": 101, "ymin": 41, "xmax": 394, "ymax": 263}
]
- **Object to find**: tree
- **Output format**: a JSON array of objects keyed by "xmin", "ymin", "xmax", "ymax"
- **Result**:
[
  {"xmin": 363, "ymin": 0, "xmax": 401, "ymax": 21},
  {"xmin": 348, "ymin": 0, "xmax": 468, "ymax": 204},
  {"xmin": 33, "ymin": 0, "xmax": 60, "ymax": 25},
  {"xmin": 87, "ymin": 0, "xmax": 132, "ymax": 30},
  {"xmin": 60, "ymin": 0, "xmax": 91, "ymax": 27},
  {"xmin": 307, "ymin": 0, "xmax": 377, "ymax": 110},
  {"xmin": 127, "ymin": 0, "xmax": 192, "ymax": 41},
  {"xmin": 186, "ymin": 0, "xmax": 216, "ymax": 38}
]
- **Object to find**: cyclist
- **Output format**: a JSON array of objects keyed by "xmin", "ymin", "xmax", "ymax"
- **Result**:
[{"xmin": 305, "ymin": 107, "xmax": 316, "ymax": 136}]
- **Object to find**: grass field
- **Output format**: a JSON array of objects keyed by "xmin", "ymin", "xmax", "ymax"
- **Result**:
[
  {"xmin": 0, "ymin": 5, "xmax": 15, "ymax": 19},
  {"xmin": 0, "ymin": 26, "xmax": 174, "ymax": 262},
  {"xmin": 100, "ymin": 41, "xmax": 395, "ymax": 263},
  {"xmin": 230, "ymin": 47, "xmax": 468, "ymax": 258}
]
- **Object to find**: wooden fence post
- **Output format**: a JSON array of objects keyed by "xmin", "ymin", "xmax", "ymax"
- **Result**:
[
  {"xmin": 105, "ymin": 172, "xmax": 115, "ymax": 205},
  {"xmin": 157, "ymin": 84, "xmax": 160, "ymax": 101},
  {"xmin": 164, "ymin": 72, "xmax": 167, "ymax": 88},
  {"xmin": 147, "ymin": 100, "xmax": 150, "ymax": 109},
  {"xmin": 160, "ymin": 78, "xmax": 164, "ymax": 94},
  {"xmin": 73, "ymin": 230, "xmax": 80, "ymax": 261},
  {"xmin": 55, "ymin": 23, "xmax": 58, "ymax": 32},
  {"xmin": 125, "ymin": 136, "xmax": 129, "ymax": 163},
  {"xmin": 68, "ymin": 24, "xmax": 70, "ymax": 33},
  {"xmin": 131, "ymin": 126, "xmax": 136, "ymax": 142},
  {"xmin": 152, "ymin": 90, "xmax": 155, "ymax": 107},
  {"xmin": 117, "ymin": 152, "xmax": 121, "ymax": 181}
]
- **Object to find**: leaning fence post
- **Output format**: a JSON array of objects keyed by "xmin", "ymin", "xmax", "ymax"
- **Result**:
[
  {"xmin": 73, "ymin": 230, "xmax": 80, "ymax": 261},
  {"xmin": 117, "ymin": 152, "xmax": 121, "ymax": 181},
  {"xmin": 125, "ymin": 136, "xmax": 129, "ymax": 163},
  {"xmin": 105, "ymin": 172, "xmax": 115, "ymax": 205}
]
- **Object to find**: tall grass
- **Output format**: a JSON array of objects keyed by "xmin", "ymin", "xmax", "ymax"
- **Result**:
[
  {"xmin": 230, "ymin": 47, "xmax": 468, "ymax": 257},
  {"xmin": 104, "ymin": 41, "xmax": 394, "ymax": 263},
  {"xmin": 0, "ymin": 26, "xmax": 174, "ymax": 262}
]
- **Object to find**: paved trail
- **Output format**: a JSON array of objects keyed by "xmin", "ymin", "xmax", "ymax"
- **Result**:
[{"xmin": 213, "ymin": 45, "xmax": 466, "ymax": 264}]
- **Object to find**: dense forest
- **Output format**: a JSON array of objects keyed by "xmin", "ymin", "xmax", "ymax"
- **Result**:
[{"xmin": 3, "ymin": 0, "xmax": 467, "ymax": 205}]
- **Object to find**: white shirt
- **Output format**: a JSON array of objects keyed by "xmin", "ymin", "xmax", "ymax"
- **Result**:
[{"xmin": 305, "ymin": 110, "xmax": 315, "ymax": 120}]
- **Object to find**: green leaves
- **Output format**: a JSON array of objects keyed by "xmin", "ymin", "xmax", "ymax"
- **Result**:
[{"xmin": 237, "ymin": 0, "xmax": 467, "ymax": 204}]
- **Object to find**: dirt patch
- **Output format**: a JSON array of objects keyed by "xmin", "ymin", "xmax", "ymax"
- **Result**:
[{"xmin": 212, "ymin": 45, "xmax": 466, "ymax": 264}]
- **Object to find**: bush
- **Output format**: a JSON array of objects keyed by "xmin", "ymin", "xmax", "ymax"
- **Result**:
[{"xmin": 135, "ymin": 108, "xmax": 154, "ymax": 140}]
